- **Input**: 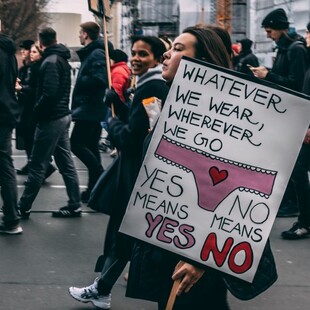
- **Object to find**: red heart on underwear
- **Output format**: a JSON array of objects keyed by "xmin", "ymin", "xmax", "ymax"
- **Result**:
[{"xmin": 209, "ymin": 166, "xmax": 228, "ymax": 185}]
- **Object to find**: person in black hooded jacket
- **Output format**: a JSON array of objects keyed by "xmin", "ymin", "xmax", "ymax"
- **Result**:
[
  {"xmin": 18, "ymin": 27, "xmax": 82, "ymax": 219},
  {"xmin": 250, "ymin": 9, "xmax": 308, "ymax": 92},
  {"xmin": 236, "ymin": 38, "xmax": 259, "ymax": 76},
  {"xmin": 281, "ymin": 22, "xmax": 310, "ymax": 239},
  {"xmin": 250, "ymin": 8, "xmax": 309, "ymax": 218},
  {"xmin": 0, "ymin": 32, "xmax": 23, "ymax": 234},
  {"xmin": 70, "ymin": 21, "xmax": 113, "ymax": 204}
]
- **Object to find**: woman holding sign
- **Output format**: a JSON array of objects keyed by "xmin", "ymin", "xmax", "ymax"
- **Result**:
[
  {"xmin": 125, "ymin": 26, "xmax": 278, "ymax": 310},
  {"xmin": 69, "ymin": 36, "xmax": 169, "ymax": 309}
]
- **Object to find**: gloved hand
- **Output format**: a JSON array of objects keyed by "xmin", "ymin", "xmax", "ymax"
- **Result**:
[{"xmin": 104, "ymin": 88, "xmax": 122, "ymax": 107}]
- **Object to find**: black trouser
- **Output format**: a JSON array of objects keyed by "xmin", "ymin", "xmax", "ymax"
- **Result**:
[
  {"xmin": 0, "ymin": 126, "xmax": 20, "ymax": 225},
  {"xmin": 22, "ymin": 123, "xmax": 36, "ymax": 160},
  {"xmin": 293, "ymin": 144, "xmax": 310, "ymax": 227},
  {"xmin": 19, "ymin": 115, "xmax": 81, "ymax": 211},
  {"xmin": 70, "ymin": 120, "xmax": 104, "ymax": 192}
]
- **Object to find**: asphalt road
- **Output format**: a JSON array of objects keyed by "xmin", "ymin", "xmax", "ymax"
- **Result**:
[{"xmin": 0, "ymin": 146, "xmax": 309, "ymax": 310}]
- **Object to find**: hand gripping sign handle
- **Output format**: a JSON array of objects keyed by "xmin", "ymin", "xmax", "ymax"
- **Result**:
[{"xmin": 165, "ymin": 261, "xmax": 185, "ymax": 310}]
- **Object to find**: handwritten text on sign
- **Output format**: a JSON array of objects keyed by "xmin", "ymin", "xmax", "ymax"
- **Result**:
[{"xmin": 120, "ymin": 57, "xmax": 310, "ymax": 282}]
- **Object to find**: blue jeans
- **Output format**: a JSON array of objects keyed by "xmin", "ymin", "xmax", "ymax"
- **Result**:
[
  {"xmin": 19, "ymin": 115, "xmax": 81, "ymax": 211},
  {"xmin": 0, "ymin": 126, "xmax": 20, "ymax": 225}
]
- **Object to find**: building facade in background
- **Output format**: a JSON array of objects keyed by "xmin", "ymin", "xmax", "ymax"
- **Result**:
[
  {"xmin": 46, "ymin": 0, "xmax": 310, "ymax": 67},
  {"xmin": 136, "ymin": 0, "xmax": 179, "ymax": 37},
  {"xmin": 47, "ymin": 13, "xmax": 81, "ymax": 48}
]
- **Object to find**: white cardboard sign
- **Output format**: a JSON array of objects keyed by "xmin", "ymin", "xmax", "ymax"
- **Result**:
[{"xmin": 119, "ymin": 57, "xmax": 310, "ymax": 282}]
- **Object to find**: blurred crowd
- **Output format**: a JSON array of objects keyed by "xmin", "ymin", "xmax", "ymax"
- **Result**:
[{"xmin": 0, "ymin": 7, "xmax": 309, "ymax": 310}]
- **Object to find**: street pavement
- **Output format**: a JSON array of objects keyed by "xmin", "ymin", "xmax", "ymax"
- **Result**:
[{"xmin": 0, "ymin": 147, "xmax": 309, "ymax": 310}]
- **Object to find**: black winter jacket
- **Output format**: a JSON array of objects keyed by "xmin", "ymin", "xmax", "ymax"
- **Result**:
[
  {"xmin": 266, "ymin": 32, "xmax": 308, "ymax": 91},
  {"xmin": 127, "ymin": 239, "xmax": 277, "ymax": 303},
  {"xmin": 18, "ymin": 61, "xmax": 41, "ymax": 126},
  {"xmin": 302, "ymin": 49, "xmax": 310, "ymax": 95},
  {"xmin": 237, "ymin": 49, "xmax": 259, "ymax": 76},
  {"xmin": 0, "ymin": 33, "xmax": 21, "ymax": 127},
  {"xmin": 34, "ymin": 44, "xmax": 71, "ymax": 122},
  {"xmin": 99, "ymin": 65, "xmax": 169, "ymax": 261},
  {"xmin": 303, "ymin": 69, "xmax": 310, "ymax": 95},
  {"xmin": 71, "ymin": 39, "xmax": 108, "ymax": 122}
]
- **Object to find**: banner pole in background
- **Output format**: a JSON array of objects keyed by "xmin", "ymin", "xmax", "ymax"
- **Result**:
[
  {"xmin": 101, "ymin": 0, "xmax": 115, "ymax": 117},
  {"xmin": 87, "ymin": 0, "xmax": 114, "ymax": 116}
]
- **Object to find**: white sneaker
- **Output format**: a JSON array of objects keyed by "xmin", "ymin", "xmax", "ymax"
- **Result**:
[
  {"xmin": 110, "ymin": 148, "xmax": 117, "ymax": 157},
  {"xmin": 0, "ymin": 223, "xmax": 23, "ymax": 235},
  {"xmin": 68, "ymin": 277, "xmax": 111, "ymax": 309}
]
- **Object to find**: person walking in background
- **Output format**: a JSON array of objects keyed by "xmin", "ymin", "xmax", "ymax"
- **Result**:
[
  {"xmin": 249, "ymin": 8, "xmax": 308, "ymax": 217},
  {"xmin": 16, "ymin": 42, "xmax": 57, "ymax": 181},
  {"xmin": 15, "ymin": 39, "xmax": 34, "ymax": 174},
  {"xmin": 70, "ymin": 21, "xmax": 111, "ymax": 204},
  {"xmin": 125, "ymin": 25, "xmax": 277, "ymax": 310},
  {"xmin": 110, "ymin": 49, "xmax": 131, "ymax": 103},
  {"xmin": 231, "ymin": 43, "xmax": 240, "ymax": 70},
  {"xmin": 0, "ymin": 31, "xmax": 23, "ymax": 234},
  {"xmin": 281, "ymin": 21, "xmax": 310, "ymax": 239},
  {"xmin": 68, "ymin": 36, "xmax": 169, "ymax": 310},
  {"xmin": 236, "ymin": 38, "xmax": 259, "ymax": 76},
  {"xmin": 18, "ymin": 27, "xmax": 82, "ymax": 219}
]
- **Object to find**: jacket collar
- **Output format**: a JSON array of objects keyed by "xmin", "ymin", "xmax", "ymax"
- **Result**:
[
  {"xmin": 77, "ymin": 39, "xmax": 105, "ymax": 61},
  {"xmin": 136, "ymin": 64, "xmax": 164, "ymax": 88}
]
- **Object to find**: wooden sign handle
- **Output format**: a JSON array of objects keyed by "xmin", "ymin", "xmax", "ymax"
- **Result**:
[
  {"xmin": 102, "ymin": 15, "xmax": 115, "ymax": 117},
  {"xmin": 165, "ymin": 278, "xmax": 181, "ymax": 310}
]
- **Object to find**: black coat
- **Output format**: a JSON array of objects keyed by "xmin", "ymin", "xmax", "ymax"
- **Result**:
[
  {"xmin": 0, "ymin": 33, "xmax": 21, "ymax": 127},
  {"xmin": 101, "ymin": 66, "xmax": 169, "ymax": 260},
  {"xmin": 303, "ymin": 69, "xmax": 310, "ymax": 95},
  {"xmin": 34, "ymin": 44, "xmax": 71, "ymax": 122},
  {"xmin": 71, "ymin": 39, "xmax": 108, "ymax": 122},
  {"xmin": 18, "ymin": 61, "xmax": 41, "ymax": 127},
  {"xmin": 127, "ymin": 239, "xmax": 277, "ymax": 304},
  {"xmin": 15, "ymin": 61, "xmax": 41, "ymax": 150},
  {"xmin": 237, "ymin": 49, "xmax": 259, "ymax": 76},
  {"xmin": 302, "ymin": 50, "xmax": 310, "ymax": 95},
  {"xmin": 266, "ymin": 33, "xmax": 308, "ymax": 91}
]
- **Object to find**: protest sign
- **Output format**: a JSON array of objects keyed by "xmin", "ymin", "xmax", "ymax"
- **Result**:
[
  {"xmin": 119, "ymin": 56, "xmax": 310, "ymax": 282},
  {"xmin": 88, "ymin": 0, "xmax": 110, "ymax": 17}
]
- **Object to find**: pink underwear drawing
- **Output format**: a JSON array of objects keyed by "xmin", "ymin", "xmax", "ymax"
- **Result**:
[{"xmin": 155, "ymin": 136, "xmax": 277, "ymax": 212}]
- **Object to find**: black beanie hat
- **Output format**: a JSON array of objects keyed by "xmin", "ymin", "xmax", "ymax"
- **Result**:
[
  {"xmin": 261, "ymin": 8, "xmax": 289, "ymax": 30},
  {"xmin": 307, "ymin": 22, "xmax": 310, "ymax": 32},
  {"xmin": 111, "ymin": 49, "xmax": 128, "ymax": 63},
  {"xmin": 237, "ymin": 38, "xmax": 253, "ymax": 51},
  {"xmin": 19, "ymin": 40, "xmax": 35, "ymax": 50}
]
